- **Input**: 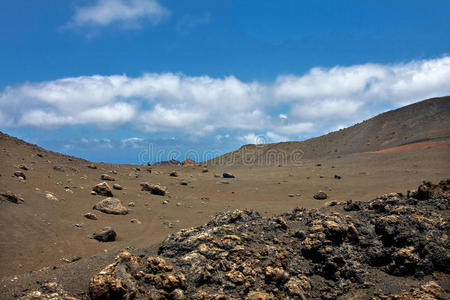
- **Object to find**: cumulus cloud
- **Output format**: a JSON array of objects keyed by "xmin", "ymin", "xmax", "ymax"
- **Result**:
[
  {"xmin": 69, "ymin": 0, "xmax": 169, "ymax": 29},
  {"xmin": 1, "ymin": 56, "xmax": 449, "ymax": 143}
]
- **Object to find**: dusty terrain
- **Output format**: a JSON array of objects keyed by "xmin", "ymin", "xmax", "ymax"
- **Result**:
[{"xmin": 0, "ymin": 97, "xmax": 449, "ymax": 299}]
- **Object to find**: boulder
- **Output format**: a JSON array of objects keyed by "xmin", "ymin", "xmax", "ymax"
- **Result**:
[
  {"xmin": 223, "ymin": 172, "xmax": 235, "ymax": 178},
  {"xmin": 313, "ymin": 191, "xmax": 328, "ymax": 200},
  {"xmin": 92, "ymin": 227, "xmax": 116, "ymax": 242},
  {"xmin": 140, "ymin": 183, "xmax": 167, "ymax": 196},
  {"xmin": 92, "ymin": 182, "xmax": 113, "ymax": 197},
  {"xmin": 100, "ymin": 174, "xmax": 115, "ymax": 181},
  {"xmin": 93, "ymin": 198, "xmax": 128, "ymax": 215}
]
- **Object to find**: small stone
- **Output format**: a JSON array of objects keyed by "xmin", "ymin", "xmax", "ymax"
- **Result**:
[
  {"xmin": 87, "ymin": 164, "xmax": 97, "ymax": 169},
  {"xmin": 18, "ymin": 164, "xmax": 29, "ymax": 171},
  {"xmin": 84, "ymin": 212, "xmax": 97, "ymax": 220},
  {"xmin": 223, "ymin": 172, "xmax": 235, "ymax": 178},
  {"xmin": 180, "ymin": 180, "xmax": 188, "ymax": 186},
  {"xmin": 170, "ymin": 171, "xmax": 178, "ymax": 177},
  {"xmin": 45, "ymin": 192, "xmax": 58, "ymax": 201},
  {"xmin": 1, "ymin": 191, "xmax": 24, "ymax": 204},
  {"xmin": 334, "ymin": 175, "xmax": 342, "ymax": 179},
  {"xmin": 14, "ymin": 171, "xmax": 26, "ymax": 179},
  {"xmin": 93, "ymin": 198, "xmax": 128, "ymax": 215},
  {"xmin": 202, "ymin": 168, "xmax": 208, "ymax": 173},
  {"xmin": 313, "ymin": 191, "xmax": 328, "ymax": 200},
  {"xmin": 128, "ymin": 201, "xmax": 135, "ymax": 207},
  {"xmin": 140, "ymin": 183, "xmax": 167, "ymax": 196},
  {"xmin": 100, "ymin": 174, "xmax": 115, "ymax": 181},
  {"xmin": 92, "ymin": 182, "xmax": 113, "ymax": 197},
  {"xmin": 92, "ymin": 227, "xmax": 116, "ymax": 242},
  {"xmin": 130, "ymin": 218, "xmax": 141, "ymax": 224},
  {"xmin": 113, "ymin": 183, "xmax": 123, "ymax": 190}
]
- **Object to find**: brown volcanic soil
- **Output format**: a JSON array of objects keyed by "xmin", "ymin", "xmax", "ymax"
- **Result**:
[{"xmin": 0, "ymin": 97, "xmax": 449, "ymax": 298}]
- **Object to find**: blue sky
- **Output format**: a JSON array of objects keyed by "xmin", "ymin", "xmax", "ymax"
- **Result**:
[{"xmin": 1, "ymin": 0, "xmax": 450, "ymax": 164}]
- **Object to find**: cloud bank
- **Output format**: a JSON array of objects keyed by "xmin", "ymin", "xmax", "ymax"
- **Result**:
[
  {"xmin": 1, "ymin": 56, "xmax": 449, "ymax": 142},
  {"xmin": 69, "ymin": 0, "xmax": 169, "ymax": 29}
]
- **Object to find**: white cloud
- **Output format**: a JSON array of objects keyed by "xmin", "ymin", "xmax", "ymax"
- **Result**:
[
  {"xmin": 69, "ymin": 0, "xmax": 169, "ymax": 29},
  {"xmin": 121, "ymin": 137, "xmax": 145, "ymax": 148},
  {"xmin": 1, "ymin": 56, "xmax": 449, "ymax": 142}
]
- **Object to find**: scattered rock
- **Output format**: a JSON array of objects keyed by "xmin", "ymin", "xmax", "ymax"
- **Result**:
[
  {"xmin": 223, "ymin": 172, "xmax": 235, "ymax": 178},
  {"xmin": 14, "ymin": 171, "xmax": 26, "ymax": 179},
  {"xmin": 45, "ymin": 192, "xmax": 58, "ymax": 201},
  {"xmin": 202, "ymin": 168, "xmax": 208, "ymax": 173},
  {"xmin": 93, "ymin": 198, "xmax": 128, "ymax": 215},
  {"xmin": 313, "ymin": 191, "xmax": 328, "ymax": 200},
  {"xmin": 91, "ymin": 227, "xmax": 116, "ymax": 242},
  {"xmin": 84, "ymin": 212, "xmax": 98, "ymax": 220},
  {"xmin": 170, "ymin": 171, "xmax": 178, "ymax": 177},
  {"xmin": 18, "ymin": 164, "xmax": 29, "ymax": 171},
  {"xmin": 128, "ymin": 201, "xmax": 135, "ymax": 207},
  {"xmin": 180, "ymin": 180, "xmax": 188, "ymax": 186},
  {"xmin": 334, "ymin": 175, "xmax": 342, "ymax": 179},
  {"xmin": 18, "ymin": 282, "xmax": 75, "ymax": 300},
  {"xmin": 112, "ymin": 183, "xmax": 123, "ymax": 190},
  {"xmin": 140, "ymin": 182, "xmax": 167, "ymax": 196},
  {"xmin": 1, "ymin": 191, "xmax": 24, "ymax": 204},
  {"xmin": 92, "ymin": 182, "xmax": 113, "ymax": 197},
  {"xmin": 53, "ymin": 166, "xmax": 65, "ymax": 172},
  {"xmin": 100, "ymin": 174, "xmax": 115, "ymax": 181},
  {"xmin": 128, "ymin": 171, "xmax": 139, "ymax": 178},
  {"xmin": 87, "ymin": 164, "xmax": 97, "ymax": 169}
]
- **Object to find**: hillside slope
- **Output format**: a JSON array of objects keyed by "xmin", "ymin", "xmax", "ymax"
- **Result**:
[{"xmin": 208, "ymin": 96, "xmax": 450, "ymax": 165}]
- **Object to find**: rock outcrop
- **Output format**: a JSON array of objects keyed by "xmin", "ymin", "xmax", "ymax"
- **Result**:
[{"xmin": 87, "ymin": 180, "xmax": 449, "ymax": 299}]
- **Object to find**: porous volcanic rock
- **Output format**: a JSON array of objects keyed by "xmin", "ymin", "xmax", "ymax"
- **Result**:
[
  {"xmin": 87, "ymin": 180, "xmax": 450, "ymax": 299},
  {"xmin": 93, "ymin": 198, "xmax": 128, "ymax": 215},
  {"xmin": 92, "ymin": 182, "xmax": 113, "ymax": 197}
]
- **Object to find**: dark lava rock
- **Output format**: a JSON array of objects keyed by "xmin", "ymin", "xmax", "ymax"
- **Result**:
[
  {"xmin": 92, "ymin": 227, "xmax": 116, "ymax": 242},
  {"xmin": 313, "ymin": 191, "xmax": 328, "ymax": 200},
  {"xmin": 93, "ymin": 198, "xmax": 128, "ymax": 215},
  {"xmin": 92, "ymin": 182, "xmax": 113, "ymax": 197},
  {"xmin": 141, "ymin": 182, "xmax": 167, "ymax": 196},
  {"xmin": 1, "ymin": 191, "xmax": 24, "ymax": 204},
  {"xmin": 100, "ymin": 174, "xmax": 115, "ymax": 181},
  {"xmin": 223, "ymin": 172, "xmax": 235, "ymax": 178}
]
